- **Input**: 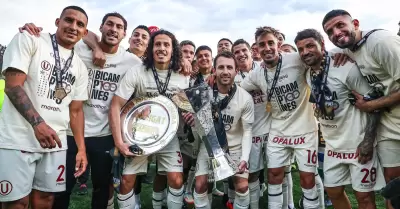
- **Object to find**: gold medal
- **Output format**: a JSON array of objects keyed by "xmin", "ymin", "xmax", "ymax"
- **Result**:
[
  {"xmin": 55, "ymin": 86, "xmax": 67, "ymax": 100},
  {"xmin": 266, "ymin": 102, "xmax": 272, "ymax": 112}
]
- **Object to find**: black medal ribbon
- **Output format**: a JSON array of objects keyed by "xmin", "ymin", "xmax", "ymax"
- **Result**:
[
  {"xmin": 194, "ymin": 72, "xmax": 206, "ymax": 86},
  {"xmin": 211, "ymin": 83, "xmax": 237, "ymax": 153},
  {"xmin": 49, "ymin": 34, "xmax": 74, "ymax": 89},
  {"xmin": 151, "ymin": 66, "xmax": 172, "ymax": 96},
  {"xmin": 264, "ymin": 54, "xmax": 283, "ymax": 102},
  {"xmin": 351, "ymin": 29, "xmax": 383, "ymax": 52}
]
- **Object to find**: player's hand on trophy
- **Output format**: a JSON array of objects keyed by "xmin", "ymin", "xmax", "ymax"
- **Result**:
[
  {"xmin": 19, "ymin": 23, "xmax": 42, "ymax": 37},
  {"xmin": 179, "ymin": 59, "xmax": 192, "ymax": 76},
  {"xmin": 182, "ymin": 112, "xmax": 195, "ymax": 127},
  {"xmin": 33, "ymin": 122, "xmax": 62, "ymax": 149},
  {"xmin": 116, "ymin": 142, "xmax": 136, "ymax": 157},
  {"xmin": 92, "ymin": 49, "xmax": 106, "ymax": 68},
  {"xmin": 74, "ymin": 150, "xmax": 88, "ymax": 177},
  {"xmin": 237, "ymin": 161, "xmax": 248, "ymax": 174}
]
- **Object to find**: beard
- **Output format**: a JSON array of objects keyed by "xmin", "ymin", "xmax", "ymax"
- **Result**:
[{"xmin": 335, "ymin": 30, "xmax": 357, "ymax": 49}]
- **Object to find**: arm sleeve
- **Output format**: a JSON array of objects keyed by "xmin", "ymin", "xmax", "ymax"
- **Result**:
[
  {"xmin": 240, "ymin": 93, "xmax": 254, "ymax": 163},
  {"xmin": 2, "ymin": 31, "xmax": 37, "ymax": 74},
  {"xmin": 371, "ymin": 36, "xmax": 400, "ymax": 82},
  {"xmin": 240, "ymin": 67, "xmax": 261, "ymax": 91},
  {"xmin": 115, "ymin": 65, "xmax": 140, "ymax": 100}
]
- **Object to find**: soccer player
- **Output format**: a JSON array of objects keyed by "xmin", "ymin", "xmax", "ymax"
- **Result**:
[
  {"xmin": 180, "ymin": 40, "xmax": 196, "ymax": 63},
  {"xmin": 251, "ymin": 43, "xmax": 263, "ymax": 64},
  {"xmin": 281, "ymin": 43, "xmax": 297, "ymax": 53},
  {"xmin": 0, "ymin": 5, "xmax": 89, "ymax": 209},
  {"xmin": 295, "ymin": 28, "xmax": 385, "ymax": 209},
  {"xmin": 109, "ymin": 30, "xmax": 189, "ymax": 209},
  {"xmin": 217, "ymin": 38, "xmax": 233, "ymax": 54},
  {"xmin": 191, "ymin": 51, "xmax": 254, "ymax": 209},
  {"xmin": 127, "ymin": 25, "xmax": 150, "ymax": 60},
  {"xmin": 322, "ymin": 9, "xmax": 400, "ymax": 209},
  {"xmin": 232, "ymin": 39, "xmax": 269, "ymax": 209}
]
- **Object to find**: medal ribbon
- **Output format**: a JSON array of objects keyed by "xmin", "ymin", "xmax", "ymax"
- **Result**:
[
  {"xmin": 151, "ymin": 66, "xmax": 172, "ymax": 96},
  {"xmin": 310, "ymin": 52, "xmax": 332, "ymax": 116},
  {"xmin": 49, "ymin": 34, "xmax": 74, "ymax": 88},
  {"xmin": 264, "ymin": 54, "xmax": 282, "ymax": 102},
  {"xmin": 351, "ymin": 29, "xmax": 383, "ymax": 52}
]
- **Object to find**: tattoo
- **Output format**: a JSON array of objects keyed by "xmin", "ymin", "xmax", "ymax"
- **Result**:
[
  {"xmin": 359, "ymin": 112, "xmax": 381, "ymax": 153},
  {"xmin": 6, "ymin": 85, "xmax": 44, "ymax": 127}
]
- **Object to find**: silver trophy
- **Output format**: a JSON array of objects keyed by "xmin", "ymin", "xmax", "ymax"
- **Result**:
[{"xmin": 172, "ymin": 83, "xmax": 237, "ymax": 181}]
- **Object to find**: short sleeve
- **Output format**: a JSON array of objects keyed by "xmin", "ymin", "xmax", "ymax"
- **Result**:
[
  {"xmin": 241, "ymin": 91, "xmax": 255, "ymax": 124},
  {"xmin": 345, "ymin": 64, "xmax": 373, "ymax": 95},
  {"xmin": 2, "ymin": 31, "xmax": 37, "ymax": 75},
  {"xmin": 115, "ymin": 64, "xmax": 141, "ymax": 100},
  {"xmin": 241, "ymin": 67, "xmax": 261, "ymax": 91},
  {"xmin": 71, "ymin": 61, "xmax": 89, "ymax": 101},
  {"xmin": 371, "ymin": 36, "xmax": 400, "ymax": 81}
]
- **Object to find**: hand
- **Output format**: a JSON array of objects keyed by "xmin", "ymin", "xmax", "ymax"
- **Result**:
[
  {"xmin": 19, "ymin": 23, "xmax": 42, "ymax": 37},
  {"xmin": 206, "ymin": 72, "xmax": 216, "ymax": 87},
  {"xmin": 116, "ymin": 142, "xmax": 136, "ymax": 157},
  {"xmin": 356, "ymin": 141, "xmax": 374, "ymax": 164},
  {"xmin": 92, "ymin": 48, "xmax": 106, "ymax": 68},
  {"xmin": 74, "ymin": 150, "xmax": 88, "ymax": 177},
  {"xmin": 332, "ymin": 53, "xmax": 354, "ymax": 67},
  {"xmin": 182, "ymin": 112, "xmax": 195, "ymax": 127},
  {"xmin": 237, "ymin": 160, "xmax": 248, "ymax": 174},
  {"xmin": 351, "ymin": 90, "xmax": 374, "ymax": 112},
  {"xmin": 179, "ymin": 59, "xmax": 192, "ymax": 76},
  {"xmin": 33, "ymin": 122, "xmax": 62, "ymax": 149}
]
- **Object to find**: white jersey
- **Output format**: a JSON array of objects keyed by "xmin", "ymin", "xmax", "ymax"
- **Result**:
[
  {"xmin": 115, "ymin": 64, "xmax": 190, "ymax": 141},
  {"xmin": 0, "ymin": 31, "xmax": 88, "ymax": 152},
  {"xmin": 235, "ymin": 63, "xmax": 271, "ymax": 136},
  {"xmin": 306, "ymin": 53, "xmax": 372, "ymax": 152},
  {"xmin": 339, "ymin": 30, "xmax": 400, "ymax": 140},
  {"xmin": 218, "ymin": 86, "xmax": 254, "ymax": 162},
  {"xmin": 68, "ymin": 41, "xmax": 142, "ymax": 137},
  {"xmin": 241, "ymin": 53, "xmax": 317, "ymax": 136}
]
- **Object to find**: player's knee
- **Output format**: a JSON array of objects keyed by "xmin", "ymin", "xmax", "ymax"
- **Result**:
[
  {"xmin": 3, "ymin": 196, "xmax": 29, "ymax": 209},
  {"xmin": 325, "ymin": 187, "xmax": 345, "ymax": 200},
  {"xmin": 167, "ymin": 172, "xmax": 183, "ymax": 189},
  {"xmin": 235, "ymin": 184, "xmax": 249, "ymax": 194},
  {"xmin": 120, "ymin": 175, "xmax": 135, "ymax": 194},
  {"xmin": 355, "ymin": 191, "xmax": 374, "ymax": 205},
  {"xmin": 268, "ymin": 168, "xmax": 284, "ymax": 184},
  {"xmin": 384, "ymin": 167, "xmax": 400, "ymax": 182},
  {"xmin": 299, "ymin": 172, "xmax": 315, "ymax": 189},
  {"xmin": 248, "ymin": 172, "xmax": 260, "ymax": 183},
  {"xmin": 195, "ymin": 176, "xmax": 208, "ymax": 194}
]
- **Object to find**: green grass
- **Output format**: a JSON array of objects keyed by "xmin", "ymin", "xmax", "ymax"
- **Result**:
[{"xmin": 69, "ymin": 170, "xmax": 386, "ymax": 209}]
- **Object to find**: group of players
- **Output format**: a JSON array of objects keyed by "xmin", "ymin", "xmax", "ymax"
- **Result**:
[{"xmin": 0, "ymin": 5, "xmax": 400, "ymax": 209}]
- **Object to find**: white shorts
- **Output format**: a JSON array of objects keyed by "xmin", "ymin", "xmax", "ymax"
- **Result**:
[
  {"xmin": 0, "ymin": 149, "xmax": 66, "ymax": 202},
  {"xmin": 249, "ymin": 134, "xmax": 267, "ymax": 173},
  {"xmin": 376, "ymin": 137, "xmax": 400, "ymax": 167},
  {"xmin": 195, "ymin": 143, "xmax": 248, "ymax": 179},
  {"xmin": 123, "ymin": 139, "xmax": 183, "ymax": 175},
  {"xmin": 323, "ymin": 148, "xmax": 386, "ymax": 192},
  {"xmin": 267, "ymin": 131, "xmax": 318, "ymax": 173},
  {"xmin": 178, "ymin": 136, "xmax": 199, "ymax": 159}
]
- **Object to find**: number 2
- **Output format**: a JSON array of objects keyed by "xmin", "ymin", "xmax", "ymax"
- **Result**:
[
  {"xmin": 306, "ymin": 150, "xmax": 317, "ymax": 164},
  {"xmin": 57, "ymin": 165, "xmax": 65, "ymax": 182},
  {"xmin": 177, "ymin": 151, "xmax": 183, "ymax": 164},
  {"xmin": 361, "ymin": 167, "xmax": 377, "ymax": 183}
]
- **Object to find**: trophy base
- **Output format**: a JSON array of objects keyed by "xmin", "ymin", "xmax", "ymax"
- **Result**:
[{"xmin": 210, "ymin": 153, "xmax": 237, "ymax": 181}]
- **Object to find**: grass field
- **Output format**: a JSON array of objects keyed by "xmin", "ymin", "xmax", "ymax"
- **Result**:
[{"xmin": 69, "ymin": 169, "xmax": 387, "ymax": 209}]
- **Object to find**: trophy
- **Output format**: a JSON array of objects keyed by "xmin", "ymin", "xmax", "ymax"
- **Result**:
[{"xmin": 172, "ymin": 83, "xmax": 237, "ymax": 181}]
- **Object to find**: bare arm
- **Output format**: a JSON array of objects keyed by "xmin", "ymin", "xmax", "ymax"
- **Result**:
[
  {"xmin": 109, "ymin": 95, "xmax": 126, "ymax": 147},
  {"xmin": 69, "ymin": 100, "xmax": 87, "ymax": 177},
  {"xmin": 82, "ymin": 30, "xmax": 101, "ymax": 51}
]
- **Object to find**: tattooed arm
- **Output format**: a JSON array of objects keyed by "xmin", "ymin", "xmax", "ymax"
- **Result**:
[
  {"xmin": 4, "ymin": 68, "xmax": 61, "ymax": 148},
  {"xmin": 357, "ymin": 112, "xmax": 380, "ymax": 164}
]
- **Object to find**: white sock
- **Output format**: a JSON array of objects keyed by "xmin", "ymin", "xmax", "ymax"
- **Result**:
[
  {"xmin": 162, "ymin": 189, "xmax": 167, "ymax": 206},
  {"xmin": 268, "ymin": 184, "xmax": 283, "ymax": 209},
  {"xmin": 228, "ymin": 188, "xmax": 236, "ymax": 202},
  {"xmin": 315, "ymin": 174, "xmax": 325, "ymax": 209},
  {"xmin": 186, "ymin": 166, "xmax": 196, "ymax": 193},
  {"xmin": 282, "ymin": 172, "xmax": 289, "ymax": 209},
  {"xmin": 302, "ymin": 186, "xmax": 319, "ymax": 209},
  {"xmin": 208, "ymin": 192, "xmax": 213, "ymax": 206},
  {"xmin": 107, "ymin": 196, "xmax": 114, "ymax": 209},
  {"xmin": 194, "ymin": 190, "xmax": 211, "ymax": 209},
  {"xmin": 117, "ymin": 190, "xmax": 135, "ymax": 209},
  {"xmin": 134, "ymin": 194, "xmax": 140, "ymax": 208},
  {"xmin": 152, "ymin": 191, "xmax": 164, "ymax": 209},
  {"xmin": 223, "ymin": 180, "xmax": 229, "ymax": 194},
  {"xmin": 249, "ymin": 180, "xmax": 260, "ymax": 209},
  {"xmin": 167, "ymin": 186, "xmax": 184, "ymax": 209},
  {"xmin": 234, "ymin": 189, "xmax": 250, "ymax": 209}
]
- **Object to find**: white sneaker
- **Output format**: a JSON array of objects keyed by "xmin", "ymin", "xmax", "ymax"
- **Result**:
[
  {"xmin": 260, "ymin": 183, "xmax": 267, "ymax": 197},
  {"xmin": 184, "ymin": 192, "xmax": 194, "ymax": 204}
]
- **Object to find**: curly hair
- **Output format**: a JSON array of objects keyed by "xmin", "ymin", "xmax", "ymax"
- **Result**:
[
  {"xmin": 254, "ymin": 26, "xmax": 280, "ymax": 41},
  {"xmin": 143, "ymin": 30, "xmax": 181, "ymax": 72}
]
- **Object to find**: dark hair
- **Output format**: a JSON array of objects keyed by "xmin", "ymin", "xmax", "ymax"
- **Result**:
[
  {"xmin": 322, "ymin": 9, "xmax": 352, "ymax": 27},
  {"xmin": 213, "ymin": 51, "xmax": 237, "ymax": 68},
  {"xmin": 232, "ymin": 39, "xmax": 250, "ymax": 51},
  {"xmin": 61, "ymin": 6, "xmax": 88, "ymax": 21},
  {"xmin": 281, "ymin": 44, "xmax": 298, "ymax": 52},
  {"xmin": 101, "ymin": 12, "xmax": 128, "ymax": 31},
  {"xmin": 195, "ymin": 45, "xmax": 212, "ymax": 56},
  {"xmin": 294, "ymin": 28, "xmax": 325, "ymax": 46},
  {"xmin": 218, "ymin": 38, "xmax": 232, "ymax": 45},
  {"xmin": 143, "ymin": 30, "xmax": 181, "ymax": 72},
  {"xmin": 251, "ymin": 42, "xmax": 257, "ymax": 47},
  {"xmin": 255, "ymin": 26, "xmax": 280, "ymax": 41},
  {"xmin": 132, "ymin": 25, "xmax": 150, "ymax": 36},
  {"xmin": 180, "ymin": 40, "xmax": 196, "ymax": 51},
  {"xmin": 279, "ymin": 32, "xmax": 286, "ymax": 40}
]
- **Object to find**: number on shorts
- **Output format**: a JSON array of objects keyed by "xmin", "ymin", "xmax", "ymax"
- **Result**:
[
  {"xmin": 306, "ymin": 150, "xmax": 317, "ymax": 164},
  {"xmin": 57, "ymin": 165, "xmax": 65, "ymax": 182},
  {"xmin": 361, "ymin": 167, "xmax": 377, "ymax": 183},
  {"xmin": 177, "ymin": 151, "xmax": 183, "ymax": 164}
]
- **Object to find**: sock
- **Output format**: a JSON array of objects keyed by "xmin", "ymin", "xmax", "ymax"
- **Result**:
[
  {"xmin": 134, "ymin": 194, "xmax": 141, "ymax": 208},
  {"xmin": 152, "ymin": 191, "xmax": 164, "ymax": 209},
  {"xmin": 208, "ymin": 192, "xmax": 213, "ymax": 206},
  {"xmin": 282, "ymin": 172, "xmax": 289, "ymax": 209},
  {"xmin": 186, "ymin": 166, "xmax": 196, "ymax": 193},
  {"xmin": 315, "ymin": 174, "xmax": 325, "ymax": 209},
  {"xmin": 194, "ymin": 190, "xmax": 210, "ymax": 209},
  {"xmin": 117, "ymin": 190, "xmax": 135, "ymax": 209},
  {"xmin": 228, "ymin": 188, "xmax": 236, "ymax": 203},
  {"xmin": 249, "ymin": 179, "xmax": 260, "ymax": 209},
  {"xmin": 162, "ymin": 189, "xmax": 167, "ymax": 206},
  {"xmin": 223, "ymin": 180, "xmax": 229, "ymax": 194},
  {"xmin": 268, "ymin": 184, "xmax": 283, "ymax": 209},
  {"xmin": 107, "ymin": 196, "xmax": 114, "ymax": 209},
  {"xmin": 286, "ymin": 168, "xmax": 294, "ymax": 207},
  {"xmin": 302, "ymin": 186, "xmax": 319, "ymax": 209},
  {"xmin": 167, "ymin": 186, "xmax": 184, "ymax": 209},
  {"xmin": 234, "ymin": 189, "xmax": 250, "ymax": 209}
]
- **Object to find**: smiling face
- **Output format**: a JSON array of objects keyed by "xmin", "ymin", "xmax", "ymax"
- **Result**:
[
  {"xmin": 129, "ymin": 28, "xmax": 150, "ymax": 54},
  {"xmin": 196, "ymin": 49, "xmax": 212, "ymax": 70},
  {"xmin": 217, "ymin": 39, "xmax": 232, "ymax": 54},
  {"xmin": 323, "ymin": 15, "xmax": 358, "ymax": 49},
  {"xmin": 256, "ymin": 33, "xmax": 280, "ymax": 65},
  {"xmin": 296, "ymin": 37, "xmax": 324, "ymax": 67},
  {"xmin": 181, "ymin": 44, "xmax": 195, "ymax": 63},
  {"xmin": 55, "ymin": 9, "xmax": 88, "ymax": 48},
  {"xmin": 152, "ymin": 34, "xmax": 172, "ymax": 64},
  {"xmin": 100, "ymin": 16, "xmax": 126, "ymax": 46},
  {"xmin": 215, "ymin": 56, "xmax": 236, "ymax": 86},
  {"xmin": 232, "ymin": 43, "xmax": 251, "ymax": 69}
]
